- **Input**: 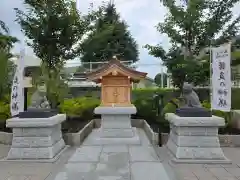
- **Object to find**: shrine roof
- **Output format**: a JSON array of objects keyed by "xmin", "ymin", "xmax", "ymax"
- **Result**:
[{"xmin": 86, "ymin": 58, "xmax": 147, "ymax": 81}]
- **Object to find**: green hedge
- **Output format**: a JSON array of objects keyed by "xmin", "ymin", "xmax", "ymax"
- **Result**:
[
  {"xmin": 1, "ymin": 87, "xmax": 240, "ymax": 123},
  {"xmin": 59, "ymin": 97, "xmax": 100, "ymax": 120},
  {"xmin": 131, "ymin": 88, "xmax": 240, "ymax": 123},
  {"xmin": 158, "ymin": 99, "xmax": 234, "ymax": 133},
  {"xmin": 0, "ymin": 91, "xmax": 33, "ymax": 121},
  {"xmin": 0, "ymin": 94, "xmax": 11, "ymax": 121},
  {"xmin": 0, "ymin": 87, "xmax": 239, "ymax": 134},
  {"xmin": 58, "ymin": 88, "xmax": 240, "ymax": 123}
]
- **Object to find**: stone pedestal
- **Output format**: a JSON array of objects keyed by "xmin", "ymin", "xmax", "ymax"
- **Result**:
[
  {"xmin": 165, "ymin": 113, "xmax": 231, "ymax": 164},
  {"xmin": 5, "ymin": 114, "xmax": 66, "ymax": 162},
  {"xmin": 92, "ymin": 106, "xmax": 141, "ymax": 145}
]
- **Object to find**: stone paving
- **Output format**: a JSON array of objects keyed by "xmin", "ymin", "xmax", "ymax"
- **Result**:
[
  {"xmin": 49, "ymin": 128, "xmax": 173, "ymax": 180},
  {"xmin": 156, "ymin": 146, "xmax": 240, "ymax": 180},
  {"xmin": 0, "ymin": 131, "xmax": 240, "ymax": 180},
  {"xmin": 0, "ymin": 144, "xmax": 75, "ymax": 180}
]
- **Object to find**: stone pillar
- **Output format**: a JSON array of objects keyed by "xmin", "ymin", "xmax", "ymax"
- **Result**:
[
  {"xmin": 95, "ymin": 106, "xmax": 136, "ymax": 138},
  {"xmin": 5, "ymin": 114, "xmax": 66, "ymax": 162},
  {"xmin": 92, "ymin": 106, "xmax": 141, "ymax": 145},
  {"xmin": 165, "ymin": 113, "xmax": 231, "ymax": 164}
]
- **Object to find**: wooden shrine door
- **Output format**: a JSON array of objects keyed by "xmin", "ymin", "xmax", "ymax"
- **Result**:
[{"xmin": 101, "ymin": 76, "xmax": 131, "ymax": 106}]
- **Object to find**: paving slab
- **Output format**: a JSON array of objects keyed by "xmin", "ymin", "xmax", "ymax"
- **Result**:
[
  {"xmin": 0, "ymin": 145, "xmax": 76, "ymax": 180},
  {"xmin": 155, "ymin": 146, "xmax": 240, "ymax": 180},
  {"xmin": 131, "ymin": 162, "xmax": 171, "ymax": 180},
  {"xmin": 52, "ymin": 128, "xmax": 173, "ymax": 180},
  {"xmin": 129, "ymin": 146, "xmax": 160, "ymax": 162},
  {"xmin": 68, "ymin": 146, "xmax": 102, "ymax": 163}
]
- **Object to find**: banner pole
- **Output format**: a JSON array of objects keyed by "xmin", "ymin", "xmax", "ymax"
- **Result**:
[{"xmin": 210, "ymin": 42, "xmax": 213, "ymax": 111}]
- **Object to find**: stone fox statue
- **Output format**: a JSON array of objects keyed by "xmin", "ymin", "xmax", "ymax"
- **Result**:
[
  {"xmin": 28, "ymin": 85, "xmax": 51, "ymax": 109},
  {"xmin": 181, "ymin": 82, "xmax": 202, "ymax": 108}
]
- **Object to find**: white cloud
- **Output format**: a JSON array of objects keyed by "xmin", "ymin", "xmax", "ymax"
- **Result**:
[
  {"xmin": 2, "ymin": 0, "xmax": 240, "ymax": 78},
  {"xmin": 1, "ymin": 0, "xmax": 168, "ymax": 78}
]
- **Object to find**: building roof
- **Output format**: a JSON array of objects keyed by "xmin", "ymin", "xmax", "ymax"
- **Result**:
[{"xmin": 86, "ymin": 57, "xmax": 147, "ymax": 83}]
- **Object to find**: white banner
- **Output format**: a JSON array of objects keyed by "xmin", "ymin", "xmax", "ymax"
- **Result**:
[
  {"xmin": 10, "ymin": 49, "xmax": 25, "ymax": 116},
  {"xmin": 211, "ymin": 43, "xmax": 231, "ymax": 112}
]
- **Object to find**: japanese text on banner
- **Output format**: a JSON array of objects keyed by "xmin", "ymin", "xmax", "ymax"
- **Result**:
[
  {"xmin": 10, "ymin": 49, "xmax": 25, "ymax": 116},
  {"xmin": 211, "ymin": 43, "xmax": 231, "ymax": 112}
]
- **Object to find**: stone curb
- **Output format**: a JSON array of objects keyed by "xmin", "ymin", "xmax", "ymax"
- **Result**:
[{"xmin": 1, "ymin": 119, "xmax": 239, "ymax": 147}]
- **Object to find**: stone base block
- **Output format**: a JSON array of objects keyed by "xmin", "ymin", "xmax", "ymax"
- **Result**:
[
  {"xmin": 167, "ymin": 139, "xmax": 230, "ymax": 162},
  {"xmin": 170, "ymin": 132, "xmax": 220, "ymax": 147},
  {"xmin": 101, "ymin": 115, "xmax": 132, "ymax": 128},
  {"xmin": 100, "ymin": 128, "xmax": 134, "ymax": 138},
  {"xmin": 1, "ymin": 146, "xmax": 69, "ymax": 163},
  {"xmin": 165, "ymin": 113, "xmax": 231, "ymax": 164},
  {"xmin": 13, "ymin": 125, "xmax": 61, "ymax": 137},
  {"xmin": 83, "ymin": 128, "xmax": 141, "ymax": 145},
  {"xmin": 7, "ymin": 139, "xmax": 65, "ymax": 160},
  {"xmin": 5, "ymin": 114, "xmax": 66, "ymax": 161},
  {"xmin": 12, "ymin": 127, "xmax": 62, "ymax": 148},
  {"xmin": 94, "ymin": 106, "xmax": 137, "ymax": 115},
  {"xmin": 94, "ymin": 106, "xmax": 137, "ymax": 139}
]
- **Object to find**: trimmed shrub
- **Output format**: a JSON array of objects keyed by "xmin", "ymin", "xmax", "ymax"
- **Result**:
[
  {"xmin": 201, "ymin": 100, "xmax": 235, "ymax": 134},
  {"xmin": 59, "ymin": 97, "xmax": 100, "ymax": 120},
  {"xmin": 0, "ymin": 102, "xmax": 10, "ymax": 120},
  {"xmin": 0, "ymin": 94, "xmax": 11, "ymax": 121},
  {"xmin": 132, "ymin": 88, "xmax": 179, "ymax": 122},
  {"xmin": 232, "ymin": 88, "xmax": 240, "ymax": 109},
  {"xmin": 58, "ymin": 87, "xmax": 240, "ymax": 122},
  {"xmin": 162, "ymin": 98, "xmax": 180, "ymax": 116},
  {"xmin": 132, "ymin": 88, "xmax": 179, "ymax": 104},
  {"xmin": 161, "ymin": 99, "xmax": 237, "ymax": 134},
  {"xmin": 132, "ymin": 87, "xmax": 240, "ymax": 110}
]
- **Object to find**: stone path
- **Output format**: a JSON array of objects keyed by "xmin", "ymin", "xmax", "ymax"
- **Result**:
[
  {"xmin": 156, "ymin": 146, "xmax": 240, "ymax": 180},
  {"xmin": 1, "ymin": 132, "xmax": 240, "ymax": 180},
  {"xmin": 0, "ymin": 144, "xmax": 75, "ymax": 180},
  {"xmin": 50, "ymin": 128, "xmax": 173, "ymax": 180}
]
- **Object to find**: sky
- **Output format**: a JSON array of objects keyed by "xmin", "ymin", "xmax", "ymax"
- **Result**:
[{"xmin": 0, "ymin": 0, "xmax": 240, "ymax": 78}]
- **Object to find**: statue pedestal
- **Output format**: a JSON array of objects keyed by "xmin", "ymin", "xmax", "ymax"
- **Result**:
[
  {"xmin": 4, "ymin": 114, "xmax": 66, "ymax": 162},
  {"xmin": 91, "ymin": 106, "xmax": 141, "ymax": 145},
  {"xmin": 165, "ymin": 113, "xmax": 231, "ymax": 164}
]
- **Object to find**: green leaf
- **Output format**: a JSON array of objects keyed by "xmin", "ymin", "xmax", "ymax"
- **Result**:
[
  {"xmin": 146, "ymin": 0, "xmax": 240, "ymax": 88},
  {"xmin": 80, "ymin": 2, "xmax": 139, "ymax": 68}
]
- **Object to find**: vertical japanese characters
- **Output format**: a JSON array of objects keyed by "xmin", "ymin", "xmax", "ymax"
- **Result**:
[
  {"xmin": 11, "ymin": 76, "xmax": 19, "ymax": 112},
  {"xmin": 10, "ymin": 49, "xmax": 25, "ymax": 116},
  {"xmin": 211, "ymin": 43, "xmax": 231, "ymax": 112}
]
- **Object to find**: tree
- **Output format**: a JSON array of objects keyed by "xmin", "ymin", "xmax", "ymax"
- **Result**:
[
  {"xmin": 0, "ymin": 20, "xmax": 18, "ymax": 58},
  {"xmin": 0, "ymin": 20, "xmax": 18, "ymax": 100},
  {"xmin": 154, "ymin": 73, "xmax": 168, "ymax": 87},
  {"xmin": 0, "ymin": 50, "xmax": 16, "ymax": 100},
  {"xmin": 15, "ymin": 0, "xmax": 91, "ymax": 107},
  {"xmin": 231, "ymin": 35, "xmax": 240, "ymax": 66},
  {"xmin": 81, "ymin": 2, "xmax": 139, "ymax": 69},
  {"xmin": 145, "ymin": 0, "xmax": 240, "ymax": 88}
]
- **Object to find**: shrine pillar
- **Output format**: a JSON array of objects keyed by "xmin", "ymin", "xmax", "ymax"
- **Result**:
[{"xmin": 94, "ymin": 106, "xmax": 137, "ymax": 138}]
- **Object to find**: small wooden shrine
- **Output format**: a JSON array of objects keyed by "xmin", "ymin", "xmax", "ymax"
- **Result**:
[{"xmin": 86, "ymin": 57, "xmax": 147, "ymax": 107}]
